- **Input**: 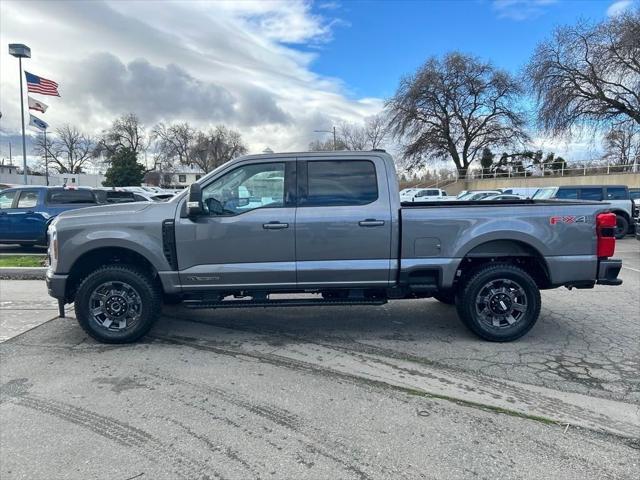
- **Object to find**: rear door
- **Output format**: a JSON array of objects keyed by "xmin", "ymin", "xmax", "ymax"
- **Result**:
[{"xmin": 295, "ymin": 157, "xmax": 392, "ymax": 287}]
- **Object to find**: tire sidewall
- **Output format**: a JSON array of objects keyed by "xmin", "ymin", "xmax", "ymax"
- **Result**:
[
  {"xmin": 457, "ymin": 265, "xmax": 541, "ymax": 342},
  {"xmin": 75, "ymin": 267, "xmax": 160, "ymax": 343},
  {"xmin": 615, "ymin": 215, "xmax": 628, "ymax": 239}
]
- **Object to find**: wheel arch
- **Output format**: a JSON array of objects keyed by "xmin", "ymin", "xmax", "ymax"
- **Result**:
[
  {"xmin": 455, "ymin": 238, "xmax": 551, "ymax": 289},
  {"xmin": 65, "ymin": 246, "xmax": 161, "ymax": 302}
]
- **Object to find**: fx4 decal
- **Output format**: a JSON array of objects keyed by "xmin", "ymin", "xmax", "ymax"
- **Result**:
[{"xmin": 549, "ymin": 215, "xmax": 587, "ymax": 225}]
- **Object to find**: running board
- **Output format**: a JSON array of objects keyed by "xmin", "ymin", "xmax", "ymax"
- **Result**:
[{"xmin": 183, "ymin": 297, "xmax": 387, "ymax": 309}]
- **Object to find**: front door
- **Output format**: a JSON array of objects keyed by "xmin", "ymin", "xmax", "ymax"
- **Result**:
[
  {"xmin": 175, "ymin": 160, "xmax": 297, "ymax": 290},
  {"xmin": 295, "ymin": 157, "xmax": 392, "ymax": 287},
  {"xmin": 8, "ymin": 189, "xmax": 44, "ymax": 242}
]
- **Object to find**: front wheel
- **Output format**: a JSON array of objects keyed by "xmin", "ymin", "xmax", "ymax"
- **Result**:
[
  {"xmin": 456, "ymin": 263, "xmax": 541, "ymax": 342},
  {"xmin": 74, "ymin": 265, "xmax": 162, "ymax": 343}
]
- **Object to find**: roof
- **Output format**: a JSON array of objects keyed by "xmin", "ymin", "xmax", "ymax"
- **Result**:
[{"xmin": 235, "ymin": 150, "xmax": 391, "ymax": 162}]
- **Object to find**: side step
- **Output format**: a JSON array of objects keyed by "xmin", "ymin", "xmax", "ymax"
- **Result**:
[{"xmin": 184, "ymin": 297, "xmax": 387, "ymax": 309}]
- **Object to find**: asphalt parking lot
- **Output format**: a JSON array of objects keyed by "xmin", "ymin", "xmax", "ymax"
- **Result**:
[{"xmin": 1, "ymin": 239, "xmax": 639, "ymax": 479}]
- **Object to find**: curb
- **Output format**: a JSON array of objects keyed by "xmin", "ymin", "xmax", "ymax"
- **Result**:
[{"xmin": 0, "ymin": 267, "xmax": 47, "ymax": 280}]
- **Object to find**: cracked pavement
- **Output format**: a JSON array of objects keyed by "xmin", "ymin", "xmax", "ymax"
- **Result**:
[{"xmin": 1, "ymin": 239, "xmax": 638, "ymax": 479}]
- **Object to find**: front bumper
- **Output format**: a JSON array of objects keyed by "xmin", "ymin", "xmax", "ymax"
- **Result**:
[
  {"xmin": 596, "ymin": 259, "xmax": 623, "ymax": 286},
  {"xmin": 46, "ymin": 269, "xmax": 68, "ymax": 300}
]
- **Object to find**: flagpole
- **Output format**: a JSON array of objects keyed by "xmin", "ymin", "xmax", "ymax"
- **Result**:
[
  {"xmin": 44, "ymin": 128, "xmax": 49, "ymax": 186},
  {"xmin": 18, "ymin": 57, "xmax": 28, "ymax": 185}
]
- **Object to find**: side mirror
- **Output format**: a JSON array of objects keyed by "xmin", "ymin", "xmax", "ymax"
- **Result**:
[{"xmin": 187, "ymin": 183, "xmax": 203, "ymax": 217}]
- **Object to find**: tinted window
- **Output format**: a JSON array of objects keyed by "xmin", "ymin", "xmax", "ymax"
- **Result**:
[
  {"xmin": 46, "ymin": 189, "xmax": 96, "ymax": 204},
  {"xmin": 17, "ymin": 190, "xmax": 39, "ymax": 208},
  {"xmin": 605, "ymin": 187, "xmax": 628, "ymax": 200},
  {"xmin": 305, "ymin": 160, "xmax": 377, "ymax": 206},
  {"xmin": 555, "ymin": 188, "xmax": 578, "ymax": 199},
  {"xmin": 0, "ymin": 190, "xmax": 17, "ymax": 209},
  {"xmin": 629, "ymin": 189, "xmax": 640, "ymax": 200},
  {"xmin": 579, "ymin": 188, "xmax": 603, "ymax": 201}
]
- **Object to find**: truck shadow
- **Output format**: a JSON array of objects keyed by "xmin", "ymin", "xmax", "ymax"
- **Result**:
[{"xmin": 156, "ymin": 299, "xmax": 470, "ymax": 346}]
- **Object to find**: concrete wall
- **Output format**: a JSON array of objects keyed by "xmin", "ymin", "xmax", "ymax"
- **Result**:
[
  {"xmin": 445, "ymin": 173, "xmax": 640, "ymax": 195},
  {"xmin": 0, "ymin": 172, "xmax": 106, "ymax": 188}
]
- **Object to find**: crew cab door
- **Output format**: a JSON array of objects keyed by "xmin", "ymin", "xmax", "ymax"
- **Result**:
[
  {"xmin": 295, "ymin": 157, "xmax": 392, "ymax": 287},
  {"xmin": 175, "ymin": 160, "xmax": 297, "ymax": 290},
  {"xmin": 7, "ymin": 189, "xmax": 44, "ymax": 242}
]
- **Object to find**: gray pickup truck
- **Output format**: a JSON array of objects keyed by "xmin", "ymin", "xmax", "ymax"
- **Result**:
[{"xmin": 46, "ymin": 151, "xmax": 623, "ymax": 344}]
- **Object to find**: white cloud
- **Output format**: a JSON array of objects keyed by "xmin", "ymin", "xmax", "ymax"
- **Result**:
[
  {"xmin": 606, "ymin": 0, "xmax": 635, "ymax": 17},
  {"xmin": 0, "ymin": 0, "xmax": 381, "ymax": 161},
  {"xmin": 492, "ymin": 0, "xmax": 558, "ymax": 21}
]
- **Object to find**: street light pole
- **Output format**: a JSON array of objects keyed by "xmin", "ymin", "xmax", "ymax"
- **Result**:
[{"xmin": 9, "ymin": 44, "xmax": 31, "ymax": 185}]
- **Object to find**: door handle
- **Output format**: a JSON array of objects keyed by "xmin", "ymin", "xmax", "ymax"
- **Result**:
[
  {"xmin": 358, "ymin": 219, "xmax": 385, "ymax": 227},
  {"xmin": 263, "ymin": 221, "xmax": 289, "ymax": 230}
]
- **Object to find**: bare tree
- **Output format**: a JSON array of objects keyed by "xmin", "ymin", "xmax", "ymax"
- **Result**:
[
  {"xmin": 34, "ymin": 124, "xmax": 95, "ymax": 174},
  {"xmin": 152, "ymin": 122, "xmax": 195, "ymax": 170},
  {"xmin": 386, "ymin": 52, "xmax": 528, "ymax": 178},
  {"xmin": 603, "ymin": 120, "xmax": 640, "ymax": 169},
  {"xmin": 527, "ymin": 11, "xmax": 640, "ymax": 135},
  {"xmin": 309, "ymin": 114, "xmax": 389, "ymax": 152},
  {"xmin": 189, "ymin": 126, "xmax": 247, "ymax": 173},
  {"xmin": 97, "ymin": 113, "xmax": 149, "ymax": 159},
  {"xmin": 364, "ymin": 114, "xmax": 389, "ymax": 149}
]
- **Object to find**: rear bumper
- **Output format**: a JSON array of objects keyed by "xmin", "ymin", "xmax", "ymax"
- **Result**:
[
  {"xmin": 46, "ymin": 269, "xmax": 68, "ymax": 300},
  {"xmin": 596, "ymin": 259, "xmax": 623, "ymax": 286}
]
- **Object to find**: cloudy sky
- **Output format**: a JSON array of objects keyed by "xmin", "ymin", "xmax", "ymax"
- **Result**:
[{"xmin": 0, "ymin": 0, "xmax": 637, "ymax": 166}]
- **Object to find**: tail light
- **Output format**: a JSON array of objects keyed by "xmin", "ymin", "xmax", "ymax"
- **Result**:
[{"xmin": 596, "ymin": 213, "xmax": 616, "ymax": 258}]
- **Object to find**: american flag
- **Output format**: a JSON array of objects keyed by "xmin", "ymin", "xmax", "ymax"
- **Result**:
[{"xmin": 25, "ymin": 71, "xmax": 60, "ymax": 96}]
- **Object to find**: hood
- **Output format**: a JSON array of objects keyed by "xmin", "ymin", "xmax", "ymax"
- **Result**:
[{"xmin": 56, "ymin": 202, "xmax": 152, "ymax": 220}]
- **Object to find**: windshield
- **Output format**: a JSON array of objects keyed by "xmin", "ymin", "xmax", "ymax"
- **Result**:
[{"xmin": 533, "ymin": 187, "xmax": 557, "ymax": 199}]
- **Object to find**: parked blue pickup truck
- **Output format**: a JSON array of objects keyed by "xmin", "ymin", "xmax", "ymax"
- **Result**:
[{"xmin": 0, "ymin": 186, "xmax": 98, "ymax": 246}]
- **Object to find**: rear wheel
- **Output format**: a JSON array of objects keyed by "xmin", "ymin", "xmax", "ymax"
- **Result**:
[
  {"xmin": 456, "ymin": 263, "xmax": 541, "ymax": 342},
  {"xmin": 74, "ymin": 265, "xmax": 161, "ymax": 343},
  {"xmin": 614, "ymin": 215, "xmax": 629, "ymax": 239}
]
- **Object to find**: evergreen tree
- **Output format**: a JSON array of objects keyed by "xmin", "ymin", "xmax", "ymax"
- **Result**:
[{"xmin": 103, "ymin": 148, "xmax": 145, "ymax": 187}]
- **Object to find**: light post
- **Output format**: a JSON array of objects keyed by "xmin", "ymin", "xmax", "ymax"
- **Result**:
[
  {"xmin": 314, "ymin": 127, "xmax": 337, "ymax": 150},
  {"xmin": 9, "ymin": 43, "xmax": 31, "ymax": 185}
]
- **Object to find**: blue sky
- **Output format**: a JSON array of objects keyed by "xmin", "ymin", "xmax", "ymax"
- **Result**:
[{"xmin": 306, "ymin": 0, "xmax": 634, "ymax": 99}]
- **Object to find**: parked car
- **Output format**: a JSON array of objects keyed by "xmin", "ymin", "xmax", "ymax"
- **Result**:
[
  {"xmin": 405, "ymin": 188, "xmax": 449, "ymax": 202},
  {"xmin": 481, "ymin": 194, "xmax": 525, "ymax": 201},
  {"xmin": 533, "ymin": 185, "xmax": 635, "ymax": 238},
  {"xmin": 47, "ymin": 150, "xmax": 622, "ymax": 344},
  {"xmin": 500, "ymin": 187, "xmax": 540, "ymax": 198},
  {"xmin": 94, "ymin": 189, "xmax": 139, "ymax": 204},
  {"xmin": 399, "ymin": 188, "xmax": 418, "ymax": 202},
  {"xmin": 0, "ymin": 186, "xmax": 98, "ymax": 246},
  {"xmin": 456, "ymin": 190, "xmax": 502, "ymax": 201}
]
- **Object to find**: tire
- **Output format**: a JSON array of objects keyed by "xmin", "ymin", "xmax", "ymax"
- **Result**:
[
  {"xmin": 614, "ymin": 215, "xmax": 629, "ymax": 239},
  {"xmin": 433, "ymin": 290, "xmax": 456, "ymax": 305},
  {"xmin": 74, "ymin": 265, "xmax": 162, "ymax": 344},
  {"xmin": 456, "ymin": 263, "xmax": 541, "ymax": 342}
]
